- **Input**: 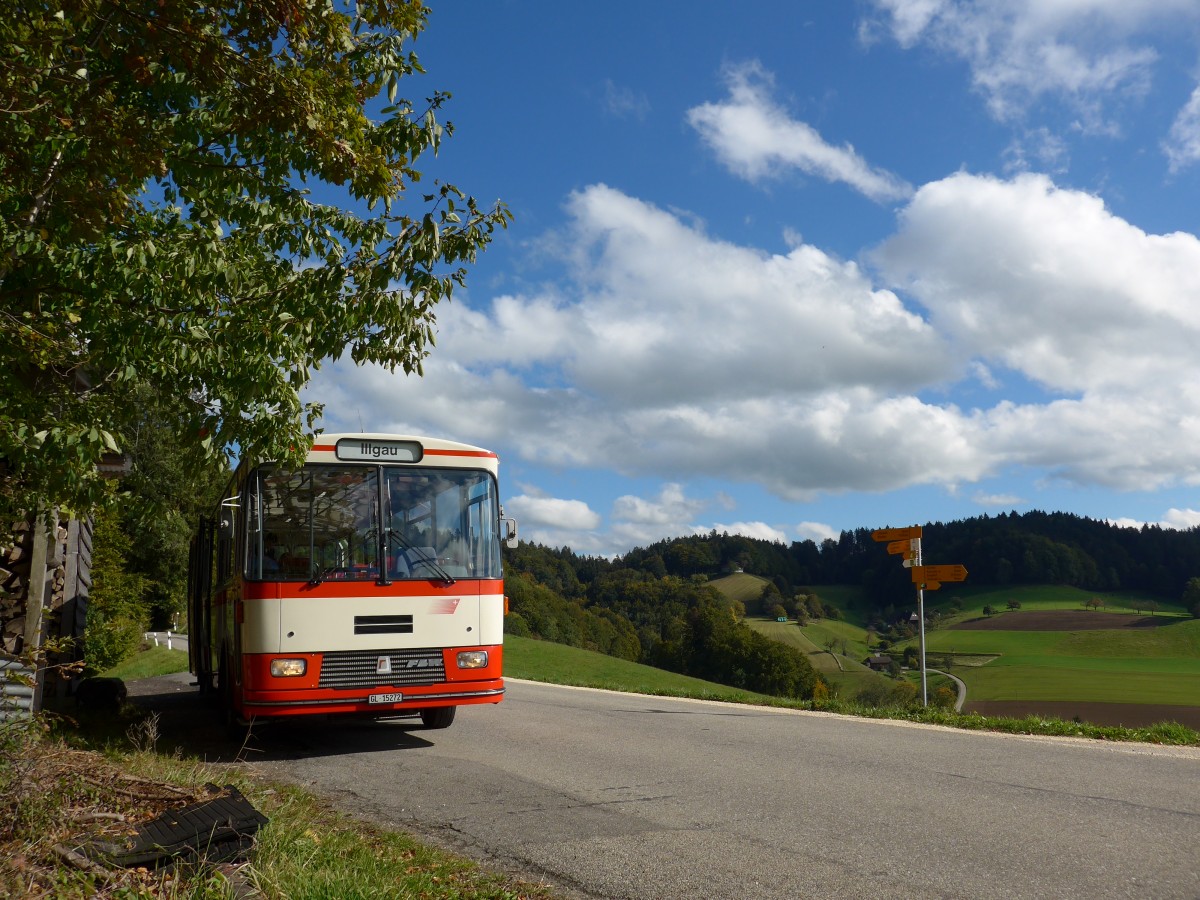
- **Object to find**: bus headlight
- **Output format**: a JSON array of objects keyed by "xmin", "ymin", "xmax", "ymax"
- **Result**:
[
  {"xmin": 456, "ymin": 650, "xmax": 488, "ymax": 669},
  {"xmin": 270, "ymin": 658, "xmax": 307, "ymax": 677}
]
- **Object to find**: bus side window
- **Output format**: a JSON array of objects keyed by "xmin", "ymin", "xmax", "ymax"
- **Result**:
[{"xmin": 217, "ymin": 501, "xmax": 235, "ymax": 581}]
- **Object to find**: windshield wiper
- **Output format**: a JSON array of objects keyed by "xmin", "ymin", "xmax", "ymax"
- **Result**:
[{"xmin": 386, "ymin": 528, "xmax": 456, "ymax": 585}]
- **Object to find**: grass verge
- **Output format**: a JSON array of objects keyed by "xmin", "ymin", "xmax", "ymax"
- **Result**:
[
  {"xmin": 104, "ymin": 644, "xmax": 190, "ymax": 681},
  {"xmin": 0, "ymin": 712, "xmax": 557, "ymax": 900}
]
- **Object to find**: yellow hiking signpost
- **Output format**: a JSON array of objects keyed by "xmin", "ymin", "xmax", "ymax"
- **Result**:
[
  {"xmin": 871, "ymin": 525, "xmax": 968, "ymax": 706},
  {"xmin": 909, "ymin": 564, "xmax": 968, "ymax": 591}
]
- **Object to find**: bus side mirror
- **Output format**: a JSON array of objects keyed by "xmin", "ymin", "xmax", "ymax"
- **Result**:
[
  {"xmin": 502, "ymin": 517, "xmax": 518, "ymax": 549},
  {"xmin": 219, "ymin": 515, "xmax": 235, "ymax": 540}
]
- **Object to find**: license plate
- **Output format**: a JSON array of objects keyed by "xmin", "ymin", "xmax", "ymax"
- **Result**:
[{"xmin": 368, "ymin": 692, "xmax": 404, "ymax": 704}]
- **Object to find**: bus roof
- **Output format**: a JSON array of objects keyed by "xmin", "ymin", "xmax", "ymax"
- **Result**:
[{"xmin": 306, "ymin": 434, "xmax": 499, "ymax": 470}]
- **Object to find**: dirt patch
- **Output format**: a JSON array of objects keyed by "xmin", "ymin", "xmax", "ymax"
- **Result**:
[
  {"xmin": 965, "ymin": 700, "xmax": 1200, "ymax": 731},
  {"xmin": 951, "ymin": 610, "xmax": 1172, "ymax": 631}
]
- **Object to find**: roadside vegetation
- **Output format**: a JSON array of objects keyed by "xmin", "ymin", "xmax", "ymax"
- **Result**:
[
  {"xmin": 1, "ymin": 646, "xmax": 555, "ymax": 899},
  {"xmin": 8, "ymin": 612, "xmax": 1198, "ymax": 899}
]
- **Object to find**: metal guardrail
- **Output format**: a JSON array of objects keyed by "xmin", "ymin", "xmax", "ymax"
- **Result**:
[{"xmin": 0, "ymin": 658, "xmax": 36, "ymax": 720}]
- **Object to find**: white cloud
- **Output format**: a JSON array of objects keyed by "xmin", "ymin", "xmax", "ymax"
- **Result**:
[
  {"xmin": 311, "ymin": 172, "xmax": 1200, "ymax": 519},
  {"xmin": 612, "ymin": 483, "xmax": 703, "ymax": 525},
  {"xmin": 686, "ymin": 61, "xmax": 913, "ymax": 203},
  {"xmin": 607, "ymin": 484, "xmax": 708, "ymax": 551},
  {"xmin": 865, "ymin": 0, "xmax": 1198, "ymax": 126},
  {"xmin": 505, "ymin": 495, "xmax": 601, "ymax": 531},
  {"xmin": 1165, "ymin": 84, "xmax": 1200, "ymax": 172},
  {"xmin": 1109, "ymin": 508, "xmax": 1200, "ymax": 530},
  {"xmin": 1163, "ymin": 507, "xmax": 1200, "ymax": 529},
  {"xmin": 701, "ymin": 521, "xmax": 789, "ymax": 544},
  {"xmin": 876, "ymin": 171, "xmax": 1200, "ymax": 490},
  {"xmin": 796, "ymin": 521, "xmax": 839, "ymax": 543}
]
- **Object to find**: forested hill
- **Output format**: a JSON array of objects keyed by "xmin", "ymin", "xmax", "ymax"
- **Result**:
[
  {"xmin": 499, "ymin": 510, "xmax": 1200, "ymax": 699},
  {"xmin": 507, "ymin": 509, "xmax": 1200, "ymax": 605},
  {"xmin": 628, "ymin": 513, "xmax": 1200, "ymax": 600}
]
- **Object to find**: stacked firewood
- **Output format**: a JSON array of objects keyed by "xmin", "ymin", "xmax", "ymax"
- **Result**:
[{"xmin": 0, "ymin": 519, "xmax": 35, "ymax": 656}]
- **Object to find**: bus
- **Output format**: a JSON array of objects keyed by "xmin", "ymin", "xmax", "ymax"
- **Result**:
[{"xmin": 187, "ymin": 433, "xmax": 516, "ymax": 729}]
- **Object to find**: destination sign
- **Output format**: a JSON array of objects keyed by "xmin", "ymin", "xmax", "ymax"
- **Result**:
[
  {"xmin": 335, "ymin": 438, "xmax": 423, "ymax": 463},
  {"xmin": 886, "ymin": 539, "xmax": 918, "ymax": 557},
  {"xmin": 910, "ymin": 564, "xmax": 967, "ymax": 584},
  {"xmin": 872, "ymin": 526, "xmax": 923, "ymax": 543}
]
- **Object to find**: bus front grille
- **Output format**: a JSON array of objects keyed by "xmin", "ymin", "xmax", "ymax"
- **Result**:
[{"xmin": 318, "ymin": 649, "xmax": 446, "ymax": 689}]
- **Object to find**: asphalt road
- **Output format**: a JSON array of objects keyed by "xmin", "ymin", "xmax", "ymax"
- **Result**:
[{"xmin": 130, "ymin": 675, "xmax": 1200, "ymax": 900}]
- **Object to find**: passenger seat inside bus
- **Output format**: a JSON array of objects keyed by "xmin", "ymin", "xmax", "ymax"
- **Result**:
[{"xmin": 404, "ymin": 547, "xmax": 438, "ymax": 572}]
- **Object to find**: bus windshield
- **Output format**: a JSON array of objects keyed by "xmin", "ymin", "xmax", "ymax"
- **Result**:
[{"xmin": 248, "ymin": 465, "xmax": 503, "ymax": 582}]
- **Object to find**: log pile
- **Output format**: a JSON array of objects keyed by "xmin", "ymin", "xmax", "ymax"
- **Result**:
[
  {"xmin": 1, "ymin": 514, "xmax": 89, "ymax": 706},
  {"xmin": 0, "ymin": 518, "xmax": 37, "ymax": 656}
]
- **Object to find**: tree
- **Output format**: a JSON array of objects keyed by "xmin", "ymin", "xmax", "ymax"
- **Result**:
[
  {"xmin": 85, "ymin": 506, "xmax": 148, "ymax": 672},
  {"xmin": 1006, "ymin": 598, "xmax": 1022, "ymax": 610},
  {"xmin": 112, "ymin": 385, "xmax": 229, "ymax": 627},
  {"xmin": 804, "ymin": 594, "xmax": 826, "ymax": 619},
  {"xmin": 1183, "ymin": 578, "xmax": 1200, "ymax": 618},
  {"xmin": 0, "ymin": 2, "xmax": 510, "ymax": 521},
  {"xmin": 982, "ymin": 604, "xmax": 995, "ymax": 617},
  {"xmin": 758, "ymin": 582, "xmax": 782, "ymax": 615}
]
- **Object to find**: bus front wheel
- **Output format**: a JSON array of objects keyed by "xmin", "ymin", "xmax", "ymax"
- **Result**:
[{"xmin": 420, "ymin": 707, "xmax": 456, "ymax": 729}]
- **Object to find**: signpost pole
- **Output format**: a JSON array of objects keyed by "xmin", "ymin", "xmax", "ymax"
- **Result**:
[
  {"xmin": 916, "ymin": 540, "xmax": 927, "ymax": 706},
  {"xmin": 872, "ymin": 525, "xmax": 967, "ymax": 710}
]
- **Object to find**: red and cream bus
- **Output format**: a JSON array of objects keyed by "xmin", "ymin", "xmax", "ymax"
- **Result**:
[{"xmin": 187, "ymin": 434, "xmax": 516, "ymax": 729}]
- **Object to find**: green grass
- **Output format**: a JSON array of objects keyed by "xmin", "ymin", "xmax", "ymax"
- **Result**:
[
  {"xmin": 928, "ymin": 583, "xmax": 1186, "ymax": 616},
  {"xmin": 102, "ymin": 643, "xmax": 190, "ymax": 680},
  {"xmin": 913, "ymin": 610, "xmax": 1200, "ymax": 707},
  {"xmin": 795, "ymin": 617, "xmax": 872, "ymax": 658},
  {"xmin": 247, "ymin": 782, "xmax": 550, "ymax": 899},
  {"xmin": 707, "ymin": 572, "xmax": 771, "ymax": 606},
  {"xmin": 504, "ymin": 634, "xmax": 781, "ymax": 704}
]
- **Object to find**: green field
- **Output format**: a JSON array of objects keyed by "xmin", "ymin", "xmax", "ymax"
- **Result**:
[
  {"xmin": 715, "ymin": 576, "xmax": 1200, "ymax": 715},
  {"xmin": 927, "ymin": 583, "xmax": 1186, "ymax": 617},
  {"xmin": 707, "ymin": 572, "xmax": 772, "ymax": 606},
  {"xmin": 920, "ymin": 616, "xmax": 1200, "ymax": 706}
]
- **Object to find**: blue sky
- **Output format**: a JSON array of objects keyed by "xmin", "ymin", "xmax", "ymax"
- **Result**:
[{"xmin": 306, "ymin": 0, "xmax": 1200, "ymax": 556}]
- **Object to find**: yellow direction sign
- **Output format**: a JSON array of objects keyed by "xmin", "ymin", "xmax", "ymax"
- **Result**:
[
  {"xmin": 910, "ymin": 564, "xmax": 967, "ymax": 584},
  {"xmin": 872, "ymin": 525, "xmax": 922, "ymax": 543},
  {"xmin": 919, "ymin": 580, "xmax": 942, "ymax": 591},
  {"xmin": 886, "ymin": 539, "xmax": 918, "ymax": 558}
]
